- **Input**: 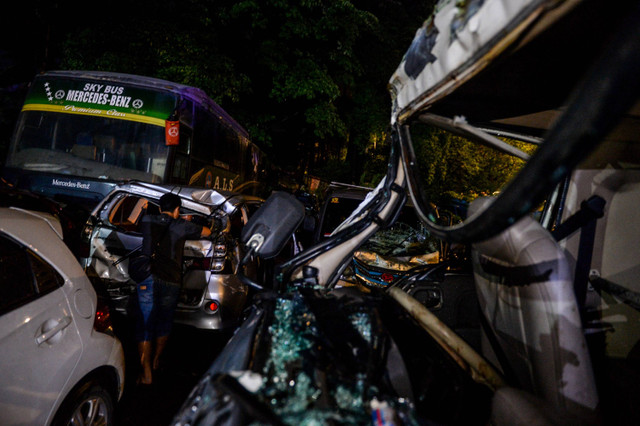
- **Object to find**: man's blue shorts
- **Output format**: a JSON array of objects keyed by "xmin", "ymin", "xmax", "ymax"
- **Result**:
[{"xmin": 135, "ymin": 275, "xmax": 181, "ymax": 342}]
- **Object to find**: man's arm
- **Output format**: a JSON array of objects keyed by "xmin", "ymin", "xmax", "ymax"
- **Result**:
[{"xmin": 181, "ymin": 214, "xmax": 213, "ymax": 239}]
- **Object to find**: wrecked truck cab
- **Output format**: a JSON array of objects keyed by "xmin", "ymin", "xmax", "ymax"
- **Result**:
[
  {"xmin": 174, "ymin": 187, "xmax": 493, "ymax": 425},
  {"xmin": 82, "ymin": 181, "xmax": 263, "ymax": 331},
  {"xmin": 175, "ymin": 0, "xmax": 640, "ymax": 424},
  {"xmin": 389, "ymin": 0, "xmax": 640, "ymax": 424},
  {"xmin": 174, "ymin": 151, "xmax": 499, "ymax": 424}
]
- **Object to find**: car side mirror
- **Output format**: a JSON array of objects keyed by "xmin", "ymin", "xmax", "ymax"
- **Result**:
[{"xmin": 241, "ymin": 191, "xmax": 305, "ymax": 259}]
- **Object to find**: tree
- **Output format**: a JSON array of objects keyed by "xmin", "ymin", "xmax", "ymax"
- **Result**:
[
  {"xmin": 411, "ymin": 125, "xmax": 536, "ymax": 204},
  {"xmin": 51, "ymin": 0, "xmax": 432, "ymax": 184},
  {"xmin": 214, "ymin": 0, "xmax": 379, "ymax": 178},
  {"xmin": 3, "ymin": 0, "xmax": 438, "ymax": 187}
]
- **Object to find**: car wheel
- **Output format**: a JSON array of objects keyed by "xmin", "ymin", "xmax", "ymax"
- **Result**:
[{"xmin": 52, "ymin": 380, "xmax": 114, "ymax": 426}]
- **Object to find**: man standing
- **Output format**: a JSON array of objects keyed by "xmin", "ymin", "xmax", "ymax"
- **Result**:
[{"xmin": 136, "ymin": 193, "xmax": 211, "ymax": 385}]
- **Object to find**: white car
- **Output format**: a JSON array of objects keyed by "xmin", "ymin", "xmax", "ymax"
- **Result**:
[{"xmin": 0, "ymin": 207, "xmax": 125, "ymax": 425}]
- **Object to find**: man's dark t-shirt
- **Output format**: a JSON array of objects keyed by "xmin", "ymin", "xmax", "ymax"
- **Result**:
[{"xmin": 141, "ymin": 214, "xmax": 203, "ymax": 284}]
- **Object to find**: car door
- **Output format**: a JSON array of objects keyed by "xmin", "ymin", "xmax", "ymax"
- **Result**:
[
  {"xmin": 89, "ymin": 194, "xmax": 155, "ymax": 283},
  {"xmin": 0, "ymin": 233, "xmax": 82, "ymax": 425}
]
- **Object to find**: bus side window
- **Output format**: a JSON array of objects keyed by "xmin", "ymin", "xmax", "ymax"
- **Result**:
[
  {"xmin": 172, "ymin": 154, "xmax": 189, "ymax": 182},
  {"xmin": 179, "ymin": 125, "xmax": 192, "ymax": 155},
  {"xmin": 179, "ymin": 99, "xmax": 194, "ymax": 127},
  {"xmin": 192, "ymin": 105, "xmax": 215, "ymax": 160},
  {"xmin": 217, "ymin": 125, "xmax": 239, "ymax": 170}
]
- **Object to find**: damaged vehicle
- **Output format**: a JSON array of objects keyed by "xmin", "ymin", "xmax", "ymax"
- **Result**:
[
  {"xmin": 0, "ymin": 183, "xmax": 90, "ymax": 259},
  {"xmin": 315, "ymin": 183, "xmax": 476, "ymax": 328},
  {"xmin": 82, "ymin": 181, "xmax": 263, "ymax": 330},
  {"xmin": 0, "ymin": 207, "xmax": 124, "ymax": 425},
  {"xmin": 174, "ymin": 0, "xmax": 640, "ymax": 425},
  {"xmin": 315, "ymin": 182, "xmax": 465, "ymax": 289}
]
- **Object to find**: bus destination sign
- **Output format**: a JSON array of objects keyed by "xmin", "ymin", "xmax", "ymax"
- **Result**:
[{"xmin": 22, "ymin": 76, "xmax": 177, "ymax": 127}]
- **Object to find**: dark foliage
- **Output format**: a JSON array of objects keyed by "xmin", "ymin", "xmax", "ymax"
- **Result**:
[{"xmin": 2, "ymin": 1, "xmax": 433, "ymax": 185}]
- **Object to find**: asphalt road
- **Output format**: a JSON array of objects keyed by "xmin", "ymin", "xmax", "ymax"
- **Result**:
[{"xmin": 111, "ymin": 313, "xmax": 232, "ymax": 426}]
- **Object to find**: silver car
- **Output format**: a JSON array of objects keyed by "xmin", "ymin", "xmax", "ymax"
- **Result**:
[
  {"xmin": 82, "ymin": 181, "xmax": 263, "ymax": 330},
  {"xmin": 0, "ymin": 207, "xmax": 125, "ymax": 425}
]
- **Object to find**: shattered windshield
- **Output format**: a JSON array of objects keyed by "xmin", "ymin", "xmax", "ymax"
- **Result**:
[
  {"xmin": 363, "ymin": 206, "xmax": 439, "ymax": 257},
  {"xmin": 320, "ymin": 192, "xmax": 441, "ymax": 271}
]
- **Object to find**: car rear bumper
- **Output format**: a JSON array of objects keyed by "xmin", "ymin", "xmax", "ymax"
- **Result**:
[
  {"xmin": 176, "ymin": 272, "xmax": 249, "ymax": 330},
  {"xmin": 101, "ymin": 272, "xmax": 249, "ymax": 330}
]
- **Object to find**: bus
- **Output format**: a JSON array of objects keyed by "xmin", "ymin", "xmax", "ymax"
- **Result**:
[{"xmin": 2, "ymin": 70, "xmax": 271, "ymax": 207}]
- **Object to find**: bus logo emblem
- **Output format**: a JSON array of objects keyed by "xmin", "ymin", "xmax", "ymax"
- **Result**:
[{"xmin": 165, "ymin": 120, "xmax": 180, "ymax": 145}]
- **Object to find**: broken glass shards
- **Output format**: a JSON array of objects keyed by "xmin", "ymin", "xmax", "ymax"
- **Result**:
[{"xmin": 252, "ymin": 287, "xmax": 419, "ymax": 425}]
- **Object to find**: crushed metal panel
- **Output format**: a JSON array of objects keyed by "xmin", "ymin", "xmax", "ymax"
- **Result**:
[
  {"xmin": 88, "ymin": 232, "xmax": 130, "ymax": 283},
  {"xmin": 389, "ymin": 0, "xmax": 556, "ymax": 123},
  {"xmin": 355, "ymin": 250, "xmax": 439, "ymax": 271}
]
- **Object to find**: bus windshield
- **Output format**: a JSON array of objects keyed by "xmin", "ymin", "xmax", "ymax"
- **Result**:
[
  {"xmin": 5, "ymin": 73, "xmax": 177, "ymax": 183},
  {"xmin": 7, "ymin": 110, "xmax": 168, "ymax": 182}
]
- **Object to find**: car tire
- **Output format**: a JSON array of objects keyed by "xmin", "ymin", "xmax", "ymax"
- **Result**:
[{"xmin": 51, "ymin": 380, "xmax": 115, "ymax": 426}]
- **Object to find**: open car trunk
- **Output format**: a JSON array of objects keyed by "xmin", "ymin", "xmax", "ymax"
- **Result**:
[{"xmin": 84, "ymin": 183, "xmax": 262, "ymax": 331}]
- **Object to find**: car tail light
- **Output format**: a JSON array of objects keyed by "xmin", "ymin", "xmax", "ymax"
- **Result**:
[
  {"xmin": 381, "ymin": 273, "xmax": 395, "ymax": 284},
  {"xmin": 205, "ymin": 300, "xmax": 219, "ymax": 313},
  {"xmin": 187, "ymin": 257, "xmax": 227, "ymax": 273},
  {"xmin": 94, "ymin": 298, "xmax": 115, "ymax": 336},
  {"xmin": 205, "ymin": 239, "xmax": 228, "ymax": 272},
  {"xmin": 189, "ymin": 257, "xmax": 212, "ymax": 270}
]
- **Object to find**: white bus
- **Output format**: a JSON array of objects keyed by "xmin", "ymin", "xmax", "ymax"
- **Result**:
[{"xmin": 3, "ymin": 70, "xmax": 271, "ymax": 207}]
